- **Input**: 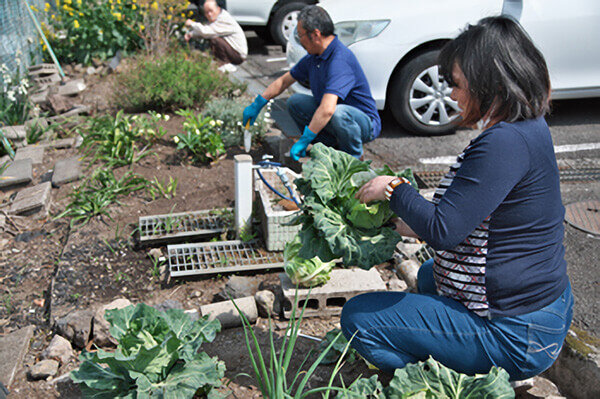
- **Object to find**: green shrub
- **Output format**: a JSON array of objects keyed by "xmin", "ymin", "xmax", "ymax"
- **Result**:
[
  {"xmin": 115, "ymin": 49, "xmax": 244, "ymax": 112},
  {"xmin": 174, "ymin": 109, "xmax": 225, "ymax": 164},
  {"xmin": 202, "ymin": 97, "xmax": 270, "ymax": 148}
]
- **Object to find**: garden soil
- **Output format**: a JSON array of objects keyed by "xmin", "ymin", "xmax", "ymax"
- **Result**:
[{"xmin": 0, "ymin": 67, "xmax": 392, "ymax": 398}]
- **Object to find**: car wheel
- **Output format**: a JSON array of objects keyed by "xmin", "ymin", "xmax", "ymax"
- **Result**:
[
  {"xmin": 270, "ymin": 2, "xmax": 307, "ymax": 46},
  {"xmin": 388, "ymin": 49, "xmax": 460, "ymax": 136}
]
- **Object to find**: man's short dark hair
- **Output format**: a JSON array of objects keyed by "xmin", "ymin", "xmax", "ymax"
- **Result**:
[
  {"xmin": 298, "ymin": 5, "xmax": 334, "ymax": 37},
  {"xmin": 439, "ymin": 16, "xmax": 551, "ymax": 125}
]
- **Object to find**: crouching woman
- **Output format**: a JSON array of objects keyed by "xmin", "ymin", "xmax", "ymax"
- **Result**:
[{"xmin": 341, "ymin": 16, "xmax": 573, "ymax": 381}]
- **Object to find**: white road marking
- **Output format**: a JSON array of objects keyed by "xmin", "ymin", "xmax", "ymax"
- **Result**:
[
  {"xmin": 419, "ymin": 143, "xmax": 600, "ymax": 164},
  {"xmin": 266, "ymin": 57, "xmax": 287, "ymax": 62}
]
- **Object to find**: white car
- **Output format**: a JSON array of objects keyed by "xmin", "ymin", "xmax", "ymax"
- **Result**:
[
  {"xmin": 286, "ymin": 0, "xmax": 600, "ymax": 135},
  {"xmin": 192, "ymin": 0, "xmax": 318, "ymax": 45}
]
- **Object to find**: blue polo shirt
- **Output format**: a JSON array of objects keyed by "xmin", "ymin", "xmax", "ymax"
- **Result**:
[{"xmin": 290, "ymin": 36, "xmax": 382, "ymax": 139}]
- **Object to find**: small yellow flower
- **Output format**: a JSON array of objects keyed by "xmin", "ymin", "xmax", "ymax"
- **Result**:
[
  {"xmin": 77, "ymin": 0, "xmax": 81, "ymax": 4},
  {"xmin": 44, "ymin": 2, "xmax": 50, "ymax": 11},
  {"xmin": 112, "ymin": 12, "xmax": 122, "ymax": 20},
  {"xmin": 139, "ymin": 23, "xmax": 145, "ymax": 31},
  {"xmin": 55, "ymin": 0, "xmax": 60, "ymax": 7},
  {"xmin": 166, "ymin": 14, "xmax": 172, "ymax": 20},
  {"xmin": 73, "ymin": 19, "xmax": 79, "ymax": 28},
  {"xmin": 51, "ymin": 14, "xmax": 56, "ymax": 19},
  {"xmin": 64, "ymin": 0, "xmax": 71, "ymax": 4},
  {"xmin": 69, "ymin": 11, "xmax": 73, "ymax": 16},
  {"xmin": 151, "ymin": 2, "xmax": 158, "ymax": 11},
  {"xmin": 132, "ymin": 4, "xmax": 136, "ymax": 10},
  {"xmin": 173, "ymin": 136, "xmax": 180, "ymax": 144},
  {"xmin": 30, "ymin": 5, "xmax": 39, "ymax": 12}
]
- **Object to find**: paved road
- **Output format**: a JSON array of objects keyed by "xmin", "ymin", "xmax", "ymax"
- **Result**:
[{"xmin": 238, "ymin": 31, "xmax": 600, "ymax": 336}]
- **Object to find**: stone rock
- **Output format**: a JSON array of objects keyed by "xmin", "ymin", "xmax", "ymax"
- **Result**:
[
  {"xmin": 394, "ymin": 257, "xmax": 420, "ymax": 291},
  {"xmin": 42, "ymin": 335, "xmax": 73, "ymax": 365},
  {"xmin": 154, "ymin": 299, "xmax": 183, "ymax": 313},
  {"xmin": 388, "ymin": 276, "xmax": 409, "ymax": 292},
  {"xmin": 93, "ymin": 298, "xmax": 132, "ymax": 347},
  {"xmin": 55, "ymin": 309, "xmax": 94, "ymax": 349},
  {"xmin": 519, "ymin": 376, "xmax": 564, "ymax": 398},
  {"xmin": 29, "ymin": 359, "xmax": 59, "ymax": 380},
  {"xmin": 0, "ymin": 325, "xmax": 34, "ymax": 387},
  {"xmin": 220, "ymin": 275, "xmax": 260, "ymax": 300},
  {"xmin": 396, "ymin": 242, "xmax": 425, "ymax": 259},
  {"xmin": 148, "ymin": 248, "xmax": 163, "ymax": 260},
  {"xmin": 52, "ymin": 373, "xmax": 82, "ymax": 397},
  {"xmin": 200, "ymin": 296, "xmax": 257, "ymax": 329},
  {"xmin": 190, "ymin": 290, "xmax": 202, "ymax": 299},
  {"xmin": 255, "ymin": 290, "xmax": 276, "ymax": 317},
  {"xmin": 86, "ymin": 66, "xmax": 96, "ymax": 75}
]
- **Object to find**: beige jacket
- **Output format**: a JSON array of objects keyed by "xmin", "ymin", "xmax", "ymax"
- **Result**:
[{"xmin": 190, "ymin": 9, "xmax": 248, "ymax": 59}]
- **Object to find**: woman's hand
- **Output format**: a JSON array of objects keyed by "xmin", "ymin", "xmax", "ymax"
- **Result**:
[
  {"xmin": 185, "ymin": 19, "xmax": 194, "ymax": 27},
  {"xmin": 355, "ymin": 175, "xmax": 397, "ymax": 203}
]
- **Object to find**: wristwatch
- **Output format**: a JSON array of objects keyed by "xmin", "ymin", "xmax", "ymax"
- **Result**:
[{"xmin": 385, "ymin": 177, "xmax": 409, "ymax": 200}]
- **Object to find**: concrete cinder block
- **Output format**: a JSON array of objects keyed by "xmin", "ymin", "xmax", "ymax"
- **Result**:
[
  {"xmin": 33, "ymin": 73, "xmax": 61, "ymax": 86},
  {"xmin": 14, "ymin": 146, "xmax": 45, "ymax": 165},
  {"xmin": 30, "ymin": 88, "xmax": 49, "ymax": 105},
  {"xmin": 0, "ymin": 159, "xmax": 33, "ymax": 188},
  {"xmin": 9, "ymin": 181, "xmax": 52, "ymax": 215},
  {"xmin": 0, "ymin": 325, "xmax": 35, "ymax": 388},
  {"xmin": 280, "ymin": 268, "xmax": 387, "ymax": 319},
  {"xmin": 28, "ymin": 63, "xmax": 59, "ymax": 76},
  {"xmin": 52, "ymin": 156, "xmax": 81, "ymax": 187},
  {"xmin": 200, "ymin": 296, "xmax": 258, "ymax": 329}
]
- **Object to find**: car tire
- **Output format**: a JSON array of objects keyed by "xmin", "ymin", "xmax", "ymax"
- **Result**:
[
  {"xmin": 388, "ymin": 49, "xmax": 460, "ymax": 136},
  {"xmin": 269, "ymin": 2, "xmax": 307, "ymax": 46}
]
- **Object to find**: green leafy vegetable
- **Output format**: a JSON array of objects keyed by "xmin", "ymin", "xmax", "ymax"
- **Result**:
[
  {"xmin": 337, "ymin": 356, "xmax": 514, "ymax": 399},
  {"xmin": 318, "ymin": 328, "xmax": 360, "ymax": 365},
  {"xmin": 292, "ymin": 143, "xmax": 417, "ymax": 268},
  {"xmin": 284, "ymin": 235, "xmax": 334, "ymax": 287},
  {"xmin": 70, "ymin": 304, "xmax": 225, "ymax": 398}
]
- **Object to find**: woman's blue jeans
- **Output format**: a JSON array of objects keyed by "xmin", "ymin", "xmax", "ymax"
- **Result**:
[
  {"xmin": 286, "ymin": 93, "xmax": 373, "ymax": 159},
  {"xmin": 340, "ymin": 259, "xmax": 573, "ymax": 380}
]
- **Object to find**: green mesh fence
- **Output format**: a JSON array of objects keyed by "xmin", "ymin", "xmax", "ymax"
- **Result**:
[{"xmin": 0, "ymin": 0, "xmax": 46, "ymax": 81}]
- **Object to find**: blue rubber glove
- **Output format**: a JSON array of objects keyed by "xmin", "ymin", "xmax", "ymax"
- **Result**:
[
  {"xmin": 290, "ymin": 126, "xmax": 317, "ymax": 161},
  {"xmin": 243, "ymin": 95, "xmax": 268, "ymax": 126}
]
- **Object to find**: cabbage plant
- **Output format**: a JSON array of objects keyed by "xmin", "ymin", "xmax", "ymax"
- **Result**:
[
  {"xmin": 284, "ymin": 235, "xmax": 334, "ymax": 287},
  {"xmin": 292, "ymin": 143, "xmax": 418, "ymax": 269}
]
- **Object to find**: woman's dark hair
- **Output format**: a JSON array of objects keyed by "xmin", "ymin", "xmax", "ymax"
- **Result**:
[
  {"xmin": 439, "ymin": 16, "xmax": 551, "ymax": 126},
  {"xmin": 298, "ymin": 5, "xmax": 334, "ymax": 37}
]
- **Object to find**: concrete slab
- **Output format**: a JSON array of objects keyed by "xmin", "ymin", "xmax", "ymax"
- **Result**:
[
  {"xmin": 48, "ymin": 106, "xmax": 90, "ymax": 124},
  {"xmin": 0, "ymin": 159, "xmax": 33, "ymax": 188},
  {"xmin": 14, "ymin": 146, "xmax": 45, "ymax": 164},
  {"xmin": 9, "ymin": 181, "xmax": 52, "ymax": 215},
  {"xmin": 41, "ymin": 138, "xmax": 75, "ymax": 149},
  {"xmin": 57, "ymin": 79, "xmax": 86, "ymax": 96},
  {"xmin": 0, "ymin": 125, "xmax": 26, "ymax": 140},
  {"xmin": 30, "ymin": 88, "xmax": 49, "ymax": 105},
  {"xmin": 280, "ymin": 268, "xmax": 386, "ymax": 318},
  {"xmin": 0, "ymin": 325, "xmax": 34, "ymax": 388},
  {"xmin": 52, "ymin": 156, "xmax": 81, "ymax": 187},
  {"xmin": 24, "ymin": 117, "xmax": 49, "ymax": 132}
]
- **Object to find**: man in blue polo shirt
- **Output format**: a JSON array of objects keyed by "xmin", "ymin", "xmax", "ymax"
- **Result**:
[{"xmin": 242, "ymin": 5, "xmax": 381, "ymax": 160}]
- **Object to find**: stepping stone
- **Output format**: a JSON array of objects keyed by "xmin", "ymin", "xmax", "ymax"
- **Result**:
[
  {"xmin": 0, "ymin": 125, "xmax": 26, "ymax": 140},
  {"xmin": 52, "ymin": 157, "xmax": 81, "ymax": 187},
  {"xmin": 57, "ymin": 79, "xmax": 86, "ymax": 96},
  {"xmin": 279, "ymin": 268, "xmax": 387, "ymax": 319},
  {"xmin": 9, "ymin": 181, "xmax": 52, "ymax": 215},
  {"xmin": 0, "ymin": 325, "xmax": 34, "ymax": 388},
  {"xmin": 15, "ymin": 146, "xmax": 45, "ymax": 164},
  {"xmin": 0, "ymin": 159, "xmax": 33, "ymax": 188},
  {"xmin": 41, "ymin": 138, "xmax": 75, "ymax": 149}
]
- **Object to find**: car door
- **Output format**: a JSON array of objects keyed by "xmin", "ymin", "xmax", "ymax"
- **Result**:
[
  {"xmin": 224, "ymin": 0, "xmax": 276, "ymax": 25},
  {"xmin": 503, "ymin": 0, "xmax": 600, "ymax": 98}
]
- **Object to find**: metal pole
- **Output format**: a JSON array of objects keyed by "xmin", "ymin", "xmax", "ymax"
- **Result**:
[{"xmin": 22, "ymin": 0, "xmax": 65, "ymax": 78}]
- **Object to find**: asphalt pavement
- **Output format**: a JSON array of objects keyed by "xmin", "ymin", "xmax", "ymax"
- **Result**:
[{"xmin": 237, "ymin": 31, "xmax": 600, "ymax": 337}]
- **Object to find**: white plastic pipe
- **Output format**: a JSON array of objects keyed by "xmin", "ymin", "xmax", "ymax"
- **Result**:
[{"xmin": 234, "ymin": 154, "xmax": 253, "ymax": 238}]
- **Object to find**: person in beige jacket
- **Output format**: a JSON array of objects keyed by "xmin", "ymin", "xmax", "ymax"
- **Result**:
[{"xmin": 184, "ymin": 0, "xmax": 248, "ymax": 72}]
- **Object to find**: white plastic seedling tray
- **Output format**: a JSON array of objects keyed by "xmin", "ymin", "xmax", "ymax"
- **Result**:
[
  {"xmin": 167, "ymin": 240, "xmax": 285, "ymax": 277},
  {"xmin": 139, "ymin": 208, "xmax": 233, "ymax": 244}
]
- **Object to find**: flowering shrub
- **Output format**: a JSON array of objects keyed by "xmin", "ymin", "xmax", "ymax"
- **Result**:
[
  {"xmin": 0, "ymin": 64, "xmax": 31, "ymax": 127},
  {"xmin": 202, "ymin": 97, "xmax": 271, "ymax": 148},
  {"xmin": 46, "ymin": 0, "xmax": 192, "ymax": 64},
  {"xmin": 174, "ymin": 109, "xmax": 225, "ymax": 164}
]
